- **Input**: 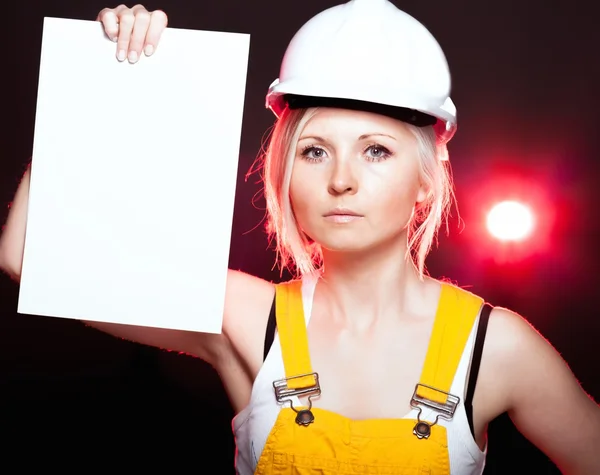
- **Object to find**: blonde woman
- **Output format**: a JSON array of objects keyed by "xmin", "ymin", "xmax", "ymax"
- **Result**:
[{"xmin": 1, "ymin": 1, "xmax": 598, "ymax": 474}]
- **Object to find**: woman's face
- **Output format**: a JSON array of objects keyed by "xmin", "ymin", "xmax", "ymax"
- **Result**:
[{"xmin": 289, "ymin": 107, "xmax": 427, "ymax": 254}]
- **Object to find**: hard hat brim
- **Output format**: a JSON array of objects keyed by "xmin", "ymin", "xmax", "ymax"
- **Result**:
[{"xmin": 266, "ymin": 79, "xmax": 457, "ymax": 145}]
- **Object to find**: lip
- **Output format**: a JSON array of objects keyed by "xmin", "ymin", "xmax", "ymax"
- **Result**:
[{"xmin": 323, "ymin": 207, "xmax": 363, "ymax": 217}]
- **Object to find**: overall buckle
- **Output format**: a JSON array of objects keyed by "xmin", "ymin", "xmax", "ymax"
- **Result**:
[
  {"xmin": 410, "ymin": 383, "xmax": 460, "ymax": 439},
  {"xmin": 273, "ymin": 372, "xmax": 321, "ymax": 426}
]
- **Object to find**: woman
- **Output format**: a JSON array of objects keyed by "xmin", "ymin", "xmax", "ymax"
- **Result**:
[{"xmin": 1, "ymin": 1, "xmax": 598, "ymax": 474}]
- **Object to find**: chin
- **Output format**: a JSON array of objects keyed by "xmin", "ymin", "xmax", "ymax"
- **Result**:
[
  {"xmin": 312, "ymin": 233, "xmax": 381, "ymax": 254},
  {"xmin": 310, "ymin": 228, "xmax": 407, "ymax": 255},
  {"xmin": 320, "ymin": 242, "xmax": 369, "ymax": 254}
]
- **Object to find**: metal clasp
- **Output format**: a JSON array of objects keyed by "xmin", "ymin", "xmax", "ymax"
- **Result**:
[
  {"xmin": 410, "ymin": 383, "xmax": 460, "ymax": 439},
  {"xmin": 273, "ymin": 372, "xmax": 321, "ymax": 402},
  {"xmin": 273, "ymin": 372, "xmax": 321, "ymax": 426}
]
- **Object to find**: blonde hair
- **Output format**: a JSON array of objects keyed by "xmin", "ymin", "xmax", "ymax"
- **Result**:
[{"xmin": 254, "ymin": 106, "xmax": 457, "ymax": 279}]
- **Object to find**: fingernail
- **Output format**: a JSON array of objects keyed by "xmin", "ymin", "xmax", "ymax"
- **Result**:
[
  {"xmin": 117, "ymin": 50, "xmax": 126, "ymax": 61},
  {"xmin": 144, "ymin": 45, "xmax": 154, "ymax": 56},
  {"xmin": 128, "ymin": 51, "xmax": 138, "ymax": 63},
  {"xmin": 112, "ymin": 36, "xmax": 118, "ymax": 42}
]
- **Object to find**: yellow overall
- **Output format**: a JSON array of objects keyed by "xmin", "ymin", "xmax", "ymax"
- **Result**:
[{"xmin": 254, "ymin": 280, "xmax": 484, "ymax": 475}]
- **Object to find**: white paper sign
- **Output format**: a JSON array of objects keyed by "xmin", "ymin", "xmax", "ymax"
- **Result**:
[{"xmin": 18, "ymin": 17, "xmax": 250, "ymax": 334}]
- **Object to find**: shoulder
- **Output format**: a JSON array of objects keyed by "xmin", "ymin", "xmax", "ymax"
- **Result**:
[
  {"xmin": 467, "ymin": 300, "xmax": 556, "ymax": 421},
  {"xmin": 216, "ymin": 270, "xmax": 275, "ymax": 368},
  {"xmin": 438, "ymin": 282, "xmax": 545, "ymax": 403},
  {"xmin": 439, "ymin": 281, "xmax": 528, "ymax": 339},
  {"xmin": 484, "ymin": 305, "xmax": 549, "ymax": 377},
  {"xmin": 478, "ymin": 303, "xmax": 583, "ymax": 414},
  {"xmin": 223, "ymin": 269, "xmax": 276, "ymax": 335},
  {"xmin": 487, "ymin": 305, "xmax": 538, "ymax": 344},
  {"xmin": 223, "ymin": 270, "xmax": 311, "ymax": 328},
  {"xmin": 459, "ymin": 294, "xmax": 548, "ymax": 385},
  {"xmin": 219, "ymin": 270, "xmax": 310, "ymax": 371},
  {"xmin": 220, "ymin": 271, "xmax": 317, "ymax": 374}
]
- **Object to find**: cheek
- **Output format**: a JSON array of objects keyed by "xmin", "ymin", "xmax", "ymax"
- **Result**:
[
  {"xmin": 289, "ymin": 167, "xmax": 313, "ymax": 221},
  {"xmin": 289, "ymin": 167, "xmax": 302, "ymax": 208},
  {"xmin": 374, "ymin": 173, "xmax": 422, "ymax": 213}
]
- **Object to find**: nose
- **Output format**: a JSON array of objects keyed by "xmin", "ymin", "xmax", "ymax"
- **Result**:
[{"xmin": 328, "ymin": 158, "xmax": 358, "ymax": 196}]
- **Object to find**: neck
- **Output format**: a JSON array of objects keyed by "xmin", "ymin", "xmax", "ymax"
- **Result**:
[{"xmin": 316, "ymin": 238, "xmax": 436, "ymax": 332}]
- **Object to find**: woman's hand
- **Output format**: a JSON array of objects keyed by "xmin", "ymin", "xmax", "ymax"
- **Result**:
[{"xmin": 96, "ymin": 4, "xmax": 168, "ymax": 63}]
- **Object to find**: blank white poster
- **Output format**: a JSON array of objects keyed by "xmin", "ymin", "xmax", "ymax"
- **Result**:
[{"xmin": 18, "ymin": 17, "xmax": 250, "ymax": 334}]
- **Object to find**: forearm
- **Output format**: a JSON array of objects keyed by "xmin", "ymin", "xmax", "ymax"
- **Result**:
[{"xmin": 0, "ymin": 164, "xmax": 30, "ymax": 281}]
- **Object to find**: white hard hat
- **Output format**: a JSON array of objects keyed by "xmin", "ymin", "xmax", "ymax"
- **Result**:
[{"xmin": 265, "ymin": 0, "xmax": 457, "ymax": 145}]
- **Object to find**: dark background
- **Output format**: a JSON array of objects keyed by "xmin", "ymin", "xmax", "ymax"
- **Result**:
[{"xmin": 2, "ymin": 1, "xmax": 598, "ymax": 472}]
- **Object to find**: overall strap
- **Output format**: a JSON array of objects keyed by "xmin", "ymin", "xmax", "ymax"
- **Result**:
[
  {"xmin": 275, "ymin": 281, "xmax": 316, "ymax": 389},
  {"xmin": 417, "ymin": 283, "xmax": 484, "ymax": 404}
]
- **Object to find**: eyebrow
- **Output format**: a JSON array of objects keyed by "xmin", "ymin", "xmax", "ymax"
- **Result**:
[
  {"xmin": 298, "ymin": 135, "xmax": 327, "ymax": 142},
  {"xmin": 298, "ymin": 133, "xmax": 397, "ymax": 142},
  {"xmin": 359, "ymin": 133, "xmax": 397, "ymax": 141}
]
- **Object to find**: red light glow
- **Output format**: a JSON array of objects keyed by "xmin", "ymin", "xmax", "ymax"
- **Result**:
[{"xmin": 486, "ymin": 200, "xmax": 535, "ymax": 242}]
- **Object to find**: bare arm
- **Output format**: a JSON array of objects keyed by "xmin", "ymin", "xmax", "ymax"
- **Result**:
[
  {"xmin": 0, "ymin": 166, "xmax": 30, "ymax": 281},
  {"xmin": 484, "ymin": 307, "xmax": 600, "ymax": 474}
]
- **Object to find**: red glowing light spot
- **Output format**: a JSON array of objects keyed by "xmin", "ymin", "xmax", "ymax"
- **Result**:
[{"xmin": 486, "ymin": 200, "xmax": 535, "ymax": 242}]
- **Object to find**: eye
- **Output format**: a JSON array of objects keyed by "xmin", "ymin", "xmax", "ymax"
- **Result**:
[
  {"xmin": 364, "ymin": 144, "xmax": 392, "ymax": 162},
  {"xmin": 300, "ymin": 145, "xmax": 328, "ymax": 163}
]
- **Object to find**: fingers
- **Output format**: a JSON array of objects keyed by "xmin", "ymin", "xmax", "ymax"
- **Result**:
[
  {"xmin": 114, "ymin": 5, "xmax": 136, "ymax": 62},
  {"xmin": 97, "ymin": 7, "xmax": 120, "ymax": 42},
  {"xmin": 144, "ymin": 10, "xmax": 168, "ymax": 57},
  {"xmin": 96, "ymin": 4, "xmax": 169, "ymax": 63},
  {"xmin": 125, "ymin": 5, "xmax": 150, "ymax": 63}
]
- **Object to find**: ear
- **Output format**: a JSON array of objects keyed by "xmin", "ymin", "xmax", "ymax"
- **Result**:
[{"xmin": 416, "ymin": 182, "xmax": 429, "ymax": 204}]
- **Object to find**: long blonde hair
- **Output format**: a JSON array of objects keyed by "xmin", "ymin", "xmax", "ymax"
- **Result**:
[{"xmin": 253, "ymin": 106, "xmax": 457, "ymax": 279}]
